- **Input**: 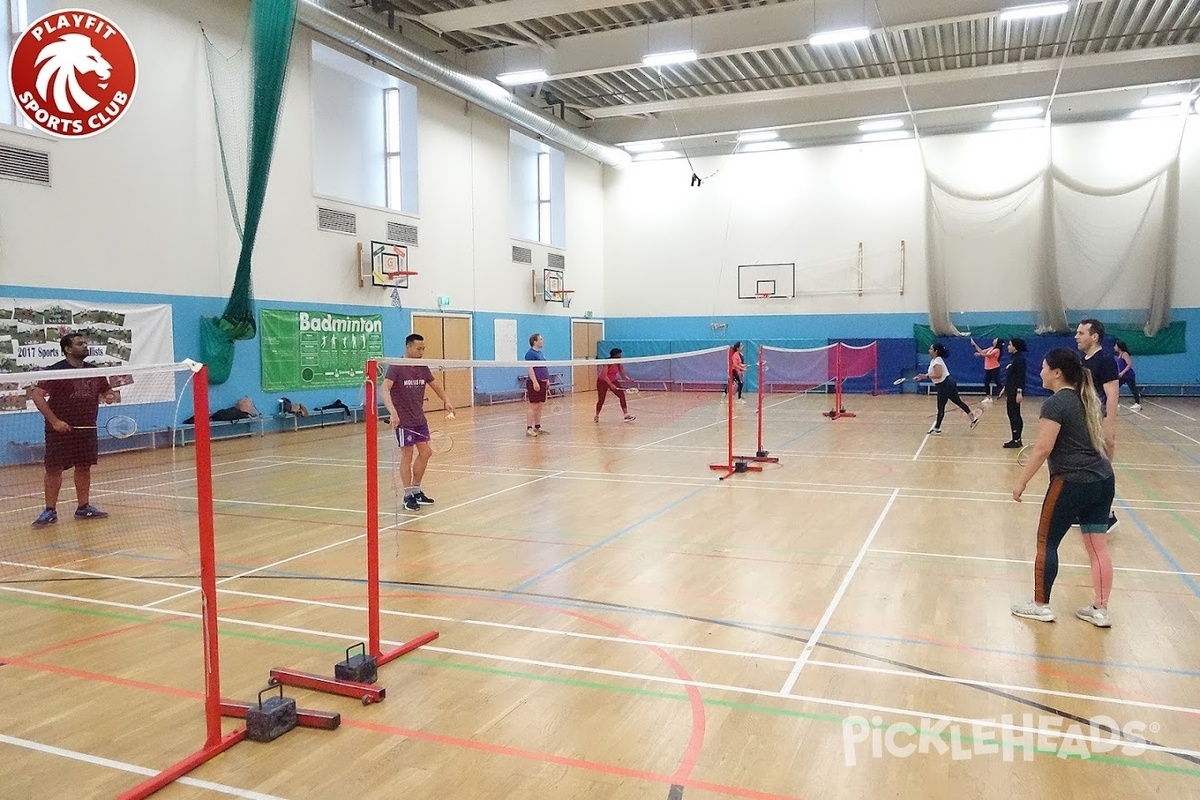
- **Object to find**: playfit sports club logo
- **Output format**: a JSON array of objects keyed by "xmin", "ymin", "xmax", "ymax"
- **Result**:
[{"xmin": 7, "ymin": 9, "xmax": 137, "ymax": 138}]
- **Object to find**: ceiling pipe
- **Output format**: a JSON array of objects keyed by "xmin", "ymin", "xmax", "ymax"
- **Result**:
[{"xmin": 296, "ymin": 0, "xmax": 631, "ymax": 167}]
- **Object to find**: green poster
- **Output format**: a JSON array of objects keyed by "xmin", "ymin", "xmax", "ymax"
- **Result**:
[{"xmin": 260, "ymin": 309, "xmax": 383, "ymax": 391}]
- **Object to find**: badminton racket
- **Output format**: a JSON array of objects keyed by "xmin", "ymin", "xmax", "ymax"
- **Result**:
[
  {"xmin": 893, "ymin": 377, "xmax": 908, "ymax": 385},
  {"xmin": 74, "ymin": 415, "xmax": 138, "ymax": 439},
  {"xmin": 624, "ymin": 386, "xmax": 639, "ymax": 394},
  {"xmin": 1016, "ymin": 444, "xmax": 1033, "ymax": 466}
]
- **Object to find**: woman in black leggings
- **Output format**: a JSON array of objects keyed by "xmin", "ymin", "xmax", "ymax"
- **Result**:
[
  {"xmin": 915, "ymin": 342, "xmax": 979, "ymax": 434},
  {"xmin": 1003, "ymin": 338, "xmax": 1028, "ymax": 448}
]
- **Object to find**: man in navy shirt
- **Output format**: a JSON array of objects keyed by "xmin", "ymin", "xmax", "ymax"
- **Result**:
[
  {"xmin": 1076, "ymin": 318, "xmax": 1120, "ymax": 532},
  {"xmin": 524, "ymin": 333, "xmax": 549, "ymax": 436}
]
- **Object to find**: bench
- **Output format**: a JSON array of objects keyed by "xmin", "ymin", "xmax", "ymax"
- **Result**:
[
  {"xmin": 174, "ymin": 416, "xmax": 266, "ymax": 445},
  {"xmin": 519, "ymin": 372, "xmax": 567, "ymax": 396},
  {"xmin": 1137, "ymin": 383, "xmax": 1200, "ymax": 397},
  {"xmin": 277, "ymin": 407, "xmax": 353, "ymax": 432}
]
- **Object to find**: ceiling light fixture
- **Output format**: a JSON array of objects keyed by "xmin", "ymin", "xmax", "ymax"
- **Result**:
[
  {"xmin": 1128, "ymin": 106, "xmax": 1187, "ymax": 119},
  {"xmin": 860, "ymin": 130, "xmax": 912, "ymax": 143},
  {"xmin": 999, "ymin": 3, "xmax": 1069, "ymax": 22},
  {"xmin": 623, "ymin": 140, "xmax": 665, "ymax": 153},
  {"xmin": 809, "ymin": 27, "xmax": 870, "ymax": 46},
  {"xmin": 992, "ymin": 105, "xmax": 1044, "ymax": 120},
  {"xmin": 496, "ymin": 69, "xmax": 549, "ymax": 86},
  {"xmin": 1140, "ymin": 92, "xmax": 1193, "ymax": 107},
  {"xmin": 740, "ymin": 141, "xmax": 790, "ymax": 153},
  {"xmin": 987, "ymin": 118, "xmax": 1046, "ymax": 131},
  {"xmin": 634, "ymin": 150, "xmax": 683, "ymax": 161},
  {"xmin": 858, "ymin": 118, "xmax": 903, "ymax": 132},
  {"xmin": 737, "ymin": 130, "xmax": 779, "ymax": 143},
  {"xmin": 642, "ymin": 50, "xmax": 697, "ymax": 68}
]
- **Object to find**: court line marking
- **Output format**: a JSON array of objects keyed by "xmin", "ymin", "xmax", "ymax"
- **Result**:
[
  {"xmin": 0, "ymin": 733, "xmax": 286, "ymax": 800},
  {"xmin": 869, "ymin": 548, "xmax": 1200, "ymax": 578},
  {"xmin": 1148, "ymin": 401, "xmax": 1196, "ymax": 421},
  {"xmin": 1165, "ymin": 427, "xmax": 1200, "ymax": 446},
  {"xmin": 6, "ymin": 581, "xmax": 1200, "ymax": 720},
  {"xmin": 911, "ymin": 432, "xmax": 930, "ymax": 461},
  {"xmin": 778, "ymin": 487, "xmax": 901, "ymax": 695}
]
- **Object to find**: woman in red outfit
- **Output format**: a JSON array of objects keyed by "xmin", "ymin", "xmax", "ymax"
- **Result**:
[{"xmin": 595, "ymin": 348, "xmax": 635, "ymax": 423}]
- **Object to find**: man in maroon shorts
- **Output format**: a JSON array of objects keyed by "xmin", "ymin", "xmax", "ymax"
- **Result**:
[
  {"xmin": 30, "ymin": 332, "xmax": 117, "ymax": 528},
  {"xmin": 382, "ymin": 333, "xmax": 455, "ymax": 512},
  {"xmin": 524, "ymin": 333, "xmax": 549, "ymax": 436}
]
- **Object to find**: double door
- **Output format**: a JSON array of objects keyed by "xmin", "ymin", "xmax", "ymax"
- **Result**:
[{"xmin": 411, "ymin": 314, "xmax": 472, "ymax": 412}]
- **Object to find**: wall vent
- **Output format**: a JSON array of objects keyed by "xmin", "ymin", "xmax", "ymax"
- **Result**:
[
  {"xmin": 0, "ymin": 144, "xmax": 51, "ymax": 185},
  {"xmin": 547, "ymin": 252, "xmax": 565, "ymax": 270},
  {"xmin": 317, "ymin": 206, "xmax": 357, "ymax": 235},
  {"xmin": 511, "ymin": 245, "xmax": 533, "ymax": 264},
  {"xmin": 386, "ymin": 221, "xmax": 418, "ymax": 245}
]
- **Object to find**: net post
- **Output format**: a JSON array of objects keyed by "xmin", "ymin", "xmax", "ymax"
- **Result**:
[
  {"xmin": 709, "ymin": 345, "xmax": 736, "ymax": 477},
  {"xmin": 192, "ymin": 365, "xmax": 222, "ymax": 746},
  {"xmin": 365, "ymin": 360, "xmax": 381, "ymax": 658},
  {"xmin": 755, "ymin": 345, "xmax": 766, "ymax": 455}
]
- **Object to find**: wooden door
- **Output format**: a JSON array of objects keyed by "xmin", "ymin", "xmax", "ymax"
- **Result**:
[
  {"xmin": 412, "ymin": 314, "xmax": 473, "ymax": 412},
  {"xmin": 571, "ymin": 320, "xmax": 603, "ymax": 393}
]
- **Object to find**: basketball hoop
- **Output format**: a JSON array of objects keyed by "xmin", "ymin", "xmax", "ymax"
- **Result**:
[
  {"xmin": 755, "ymin": 292, "xmax": 774, "ymax": 299},
  {"xmin": 552, "ymin": 290, "xmax": 574, "ymax": 308}
]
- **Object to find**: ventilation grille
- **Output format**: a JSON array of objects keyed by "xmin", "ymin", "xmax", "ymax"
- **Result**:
[
  {"xmin": 0, "ymin": 144, "xmax": 51, "ymax": 185},
  {"xmin": 511, "ymin": 245, "xmax": 533, "ymax": 264},
  {"xmin": 386, "ymin": 221, "xmax": 418, "ymax": 245},
  {"xmin": 547, "ymin": 252, "xmax": 565, "ymax": 270},
  {"xmin": 317, "ymin": 207, "xmax": 357, "ymax": 235}
]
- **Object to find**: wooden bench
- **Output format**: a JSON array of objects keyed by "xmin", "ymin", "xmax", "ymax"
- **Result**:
[
  {"xmin": 277, "ymin": 407, "xmax": 353, "ymax": 432},
  {"xmin": 174, "ymin": 416, "xmax": 265, "ymax": 446}
]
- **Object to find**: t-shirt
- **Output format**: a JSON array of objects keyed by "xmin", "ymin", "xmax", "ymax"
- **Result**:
[
  {"xmin": 1040, "ymin": 388, "xmax": 1114, "ymax": 482},
  {"xmin": 982, "ymin": 347, "xmax": 1000, "ymax": 370},
  {"xmin": 38, "ymin": 360, "xmax": 111, "ymax": 430},
  {"xmin": 927, "ymin": 356, "xmax": 949, "ymax": 384},
  {"xmin": 525, "ymin": 348, "xmax": 549, "ymax": 382},
  {"xmin": 731, "ymin": 351, "xmax": 745, "ymax": 374},
  {"xmin": 602, "ymin": 364, "xmax": 622, "ymax": 385},
  {"xmin": 384, "ymin": 364, "xmax": 434, "ymax": 427},
  {"xmin": 1004, "ymin": 352, "xmax": 1027, "ymax": 397},
  {"xmin": 1082, "ymin": 348, "xmax": 1119, "ymax": 410}
]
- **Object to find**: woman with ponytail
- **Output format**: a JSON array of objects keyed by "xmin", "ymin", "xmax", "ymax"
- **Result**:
[{"xmin": 1011, "ymin": 348, "xmax": 1115, "ymax": 628}]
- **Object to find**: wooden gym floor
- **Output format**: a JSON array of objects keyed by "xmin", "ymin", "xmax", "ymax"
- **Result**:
[{"xmin": 2, "ymin": 390, "xmax": 1199, "ymax": 799}]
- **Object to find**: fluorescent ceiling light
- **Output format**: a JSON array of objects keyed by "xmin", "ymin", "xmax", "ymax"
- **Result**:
[
  {"xmin": 642, "ymin": 50, "xmax": 697, "ymax": 68},
  {"xmin": 992, "ymin": 105, "xmax": 1044, "ymax": 120},
  {"xmin": 988, "ymin": 118, "xmax": 1046, "ymax": 131},
  {"xmin": 634, "ymin": 150, "xmax": 683, "ymax": 161},
  {"xmin": 809, "ymin": 27, "xmax": 870, "ymax": 46},
  {"xmin": 858, "ymin": 118, "xmax": 903, "ymax": 132},
  {"xmin": 1140, "ymin": 92, "xmax": 1193, "ymax": 107},
  {"xmin": 497, "ymin": 69, "xmax": 548, "ymax": 86},
  {"xmin": 740, "ymin": 141, "xmax": 790, "ymax": 153},
  {"xmin": 999, "ymin": 3, "xmax": 1069, "ymax": 22},
  {"xmin": 737, "ymin": 130, "xmax": 779, "ymax": 143},
  {"xmin": 860, "ymin": 130, "xmax": 911, "ymax": 142},
  {"xmin": 623, "ymin": 140, "xmax": 664, "ymax": 153},
  {"xmin": 1128, "ymin": 106, "xmax": 1187, "ymax": 119}
]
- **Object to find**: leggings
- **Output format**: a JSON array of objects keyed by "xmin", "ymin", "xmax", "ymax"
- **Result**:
[
  {"xmin": 1006, "ymin": 393, "xmax": 1023, "ymax": 441},
  {"xmin": 1119, "ymin": 374, "xmax": 1141, "ymax": 404},
  {"xmin": 934, "ymin": 377, "xmax": 973, "ymax": 428},
  {"xmin": 596, "ymin": 382, "xmax": 628, "ymax": 414},
  {"xmin": 1034, "ymin": 475, "xmax": 1116, "ymax": 604},
  {"xmin": 983, "ymin": 367, "xmax": 1001, "ymax": 397},
  {"xmin": 733, "ymin": 372, "xmax": 744, "ymax": 399}
]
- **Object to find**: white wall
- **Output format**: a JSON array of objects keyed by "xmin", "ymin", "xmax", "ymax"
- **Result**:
[
  {"xmin": 603, "ymin": 119, "xmax": 1200, "ymax": 318},
  {"xmin": 0, "ymin": 0, "xmax": 603, "ymax": 322}
]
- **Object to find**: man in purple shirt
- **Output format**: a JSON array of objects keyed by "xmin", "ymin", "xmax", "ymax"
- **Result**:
[
  {"xmin": 383, "ymin": 333, "xmax": 454, "ymax": 512},
  {"xmin": 524, "ymin": 333, "xmax": 549, "ymax": 437}
]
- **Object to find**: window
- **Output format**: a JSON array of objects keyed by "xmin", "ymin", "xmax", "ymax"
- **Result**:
[
  {"xmin": 510, "ymin": 130, "xmax": 565, "ymax": 247},
  {"xmin": 2, "ymin": 0, "xmax": 44, "ymax": 129},
  {"xmin": 310, "ymin": 41, "xmax": 418, "ymax": 214}
]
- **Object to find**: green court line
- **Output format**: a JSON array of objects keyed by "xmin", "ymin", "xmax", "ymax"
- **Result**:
[
  {"xmin": 1118, "ymin": 463, "xmax": 1200, "ymax": 545},
  {"xmin": 4, "ymin": 595, "xmax": 1197, "ymax": 778}
]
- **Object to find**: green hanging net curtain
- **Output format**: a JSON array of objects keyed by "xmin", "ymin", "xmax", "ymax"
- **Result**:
[{"xmin": 201, "ymin": 0, "xmax": 297, "ymax": 384}]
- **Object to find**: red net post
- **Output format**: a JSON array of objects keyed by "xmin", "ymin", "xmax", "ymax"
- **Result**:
[{"xmin": 365, "ymin": 361, "xmax": 381, "ymax": 658}]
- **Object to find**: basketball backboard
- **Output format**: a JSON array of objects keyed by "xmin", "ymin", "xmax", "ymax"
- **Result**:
[
  {"xmin": 738, "ymin": 263, "xmax": 795, "ymax": 299},
  {"xmin": 371, "ymin": 241, "xmax": 413, "ymax": 288}
]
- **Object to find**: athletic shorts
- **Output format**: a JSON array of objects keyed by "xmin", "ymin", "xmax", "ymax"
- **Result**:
[
  {"xmin": 396, "ymin": 423, "xmax": 431, "ymax": 448},
  {"xmin": 526, "ymin": 382, "xmax": 548, "ymax": 403},
  {"xmin": 44, "ymin": 429, "xmax": 99, "ymax": 471}
]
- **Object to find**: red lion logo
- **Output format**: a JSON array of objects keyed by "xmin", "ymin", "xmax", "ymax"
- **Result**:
[{"xmin": 7, "ymin": 9, "xmax": 137, "ymax": 138}]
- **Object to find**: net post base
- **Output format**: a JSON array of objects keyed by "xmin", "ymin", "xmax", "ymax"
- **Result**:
[
  {"xmin": 268, "ymin": 668, "xmax": 386, "ymax": 705},
  {"xmin": 736, "ymin": 453, "xmax": 779, "ymax": 463},
  {"xmin": 823, "ymin": 409, "xmax": 856, "ymax": 419},
  {"xmin": 221, "ymin": 700, "xmax": 341, "ymax": 731},
  {"xmin": 115, "ymin": 728, "xmax": 247, "ymax": 800},
  {"xmin": 376, "ymin": 630, "xmax": 439, "ymax": 667}
]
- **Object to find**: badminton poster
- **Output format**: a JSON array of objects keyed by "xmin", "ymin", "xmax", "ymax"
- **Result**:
[{"xmin": 260, "ymin": 309, "xmax": 383, "ymax": 391}]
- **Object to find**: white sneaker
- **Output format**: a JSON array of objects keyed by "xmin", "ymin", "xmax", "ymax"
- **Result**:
[
  {"xmin": 1011, "ymin": 600, "xmax": 1055, "ymax": 622},
  {"xmin": 981, "ymin": 397, "xmax": 993, "ymax": 406},
  {"xmin": 927, "ymin": 427, "xmax": 942, "ymax": 435},
  {"xmin": 1130, "ymin": 403, "xmax": 1141, "ymax": 412},
  {"xmin": 526, "ymin": 427, "xmax": 538, "ymax": 437},
  {"xmin": 735, "ymin": 398, "xmax": 746, "ymax": 405},
  {"xmin": 1075, "ymin": 605, "xmax": 1111, "ymax": 628}
]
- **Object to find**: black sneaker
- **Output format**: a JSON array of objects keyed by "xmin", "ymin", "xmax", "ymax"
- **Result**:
[
  {"xmin": 1106, "ymin": 513, "xmax": 1119, "ymax": 533},
  {"xmin": 414, "ymin": 491, "xmax": 435, "ymax": 506},
  {"xmin": 403, "ymin": 495, "xmax": 420, "ymax": 511},
  {"xmin": 1003, "ymin": 440, "xmax": 1023, "ymax": 449}
]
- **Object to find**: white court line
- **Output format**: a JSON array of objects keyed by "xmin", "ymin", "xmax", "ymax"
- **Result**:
[
  {"xmin": 1165, "ymin": 427, "xmax": 1200, "ymax": 446},
  {"xmin": 779, "ymin": 487, "xmax": 901, "ymax": 695},
  {"xmin": 869, "ymin": 548, "xmax": 1200, "ymax": 578},
  {"xmin": 9, "ymin": 582, "xmax": 1200, "ymax": 738},
  {"xmin": 911, "ymin": 432, "xmax": 930, "ymax": 461},
  {"xmin": 1148, "ymin": 401, "xmax": 1197, "ymax": 421},
  {"xmin": 0, "ymin": 733, "xmax": 288, "ymax": 799}
]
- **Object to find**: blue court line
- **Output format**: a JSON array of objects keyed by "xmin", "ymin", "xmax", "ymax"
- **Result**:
[{"xmin": 506, "ymin": 485, "xmax": 709, "ymax": 594}]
